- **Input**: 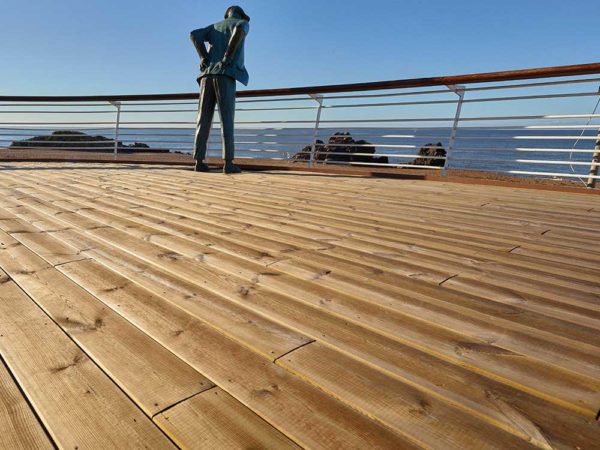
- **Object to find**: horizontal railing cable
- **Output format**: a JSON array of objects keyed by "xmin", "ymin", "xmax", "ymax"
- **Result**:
[{"xmin": 2, "ymin": 61, "xmax": 600, "ymax": 187}]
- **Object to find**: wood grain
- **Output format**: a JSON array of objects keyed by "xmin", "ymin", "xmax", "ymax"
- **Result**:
[
  {"xmin": 0, "ymin": 359, "xmax": 53, "ymax": 449},
  {"xmin": 0, "ymin": 162, "xmax": 598, "ymax": 448},
  {"xmin": 0, "ymin": 229, "xmax": 214, "ymax": 416},
  {"xmin": 0, "ymin": 270, "xmax": 175, "ymax": 449},
  {"xmin": 155, "ymin": 388, "xmax": 301, "ymax": 449}
]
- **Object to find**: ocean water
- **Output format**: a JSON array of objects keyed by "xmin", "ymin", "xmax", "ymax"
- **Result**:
[{"xmin": 1, "ymin": 126, "xmax": 597, "ymax": 179}]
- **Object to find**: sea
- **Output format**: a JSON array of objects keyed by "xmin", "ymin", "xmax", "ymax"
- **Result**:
[{"xmin": 1, "ymin": 127, "xmax": 597, "ymax": 181}]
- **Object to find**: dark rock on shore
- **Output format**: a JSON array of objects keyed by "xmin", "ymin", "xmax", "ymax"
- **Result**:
[
  {"xmin": 10, "ymin": 130, "xmax": 169, "ymax": 153},
  {"xmin": 411, "ymin": 142, "xmax": 446, "ymax": 167},
  {"xmin": 292, "ymin": 132, "xmax": 388, "ymax": 165}
]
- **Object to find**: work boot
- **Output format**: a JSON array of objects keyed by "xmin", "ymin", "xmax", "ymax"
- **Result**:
[
  {"xmin": 194, "ymin": 161, "xmax": 210, "ymax": 172},
  {"xmin": 223, "ymin": 161, "xmax": 242, "ymax": 174}
]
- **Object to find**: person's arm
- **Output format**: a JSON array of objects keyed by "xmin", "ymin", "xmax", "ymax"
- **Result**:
[
  {"xmin": 190, "ymin": 27, "xmax": 210, "ymax": 63},
  {"xmin": 220, "ymin": 22, "xmax": 249, "ymax": 66}
]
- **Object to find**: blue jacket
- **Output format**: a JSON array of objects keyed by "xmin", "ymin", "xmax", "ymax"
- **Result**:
[{"xmin": 190, "ymin": 17, "xmax": 250, "ymax": 86}]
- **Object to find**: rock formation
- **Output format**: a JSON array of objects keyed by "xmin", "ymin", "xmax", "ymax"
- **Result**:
[
  {"xmin": 292, "ymin": 132, "xmax": 388, "ymax": 165},
  {"xmin": 10, "ymin": 130, "xmax": 169, "ymax": 153},
  {"xmin": 411, "ymin": 142, "xmax": 446, "ymax": 167}
]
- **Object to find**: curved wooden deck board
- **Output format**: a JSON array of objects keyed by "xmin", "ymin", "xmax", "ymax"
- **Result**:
[
  {"xmin": 8, "ymin": 175, "xmax": 600, "ymax": 320},
  {"xmin": 112, "ymin": 170, "xmax": 600, "ymax": 234},
  {"xmin": 71, "ymin": 172, "xmax": 596, "ymax": 257},
  {"xmin": 1, "ymin": 180, "xmax": 600, "ymax": 386},
  {"xmin": 16, "ymin": 171, "xmax": 552, "ymax": 251},
  {"xmin": 0, "ymin": 358, "xmax": 53, "ymax": 450},
  {"xmin": 55, "ymin": 259, "xmax": 416, "ymax": 449},
  {"xmin": 277, "ymin": 342, "xmax": 600, "ymax": 450},
  {"xmin": 0, "ymin": 272, "xmax": 175, "ymax": 449},
  {"xmin": 0, "ymin": 229, "xmax": 214, "ymax": 416},
  {"xmin": 0, "ymin": 207, "xmax": 313, "ymax": 361},
  {"xmin": 154, "ymin": 387, "xmax": 302, "ymax": 449},
  {"xmin": 440, "ymin": 275, "xmax": 600, "ymax": 330},
  {"xmin": 75, "ymin": 171, "xmax": 595, "ymax": 266},
  {"xmin": 26, "ymin": 176, "xmax": 456, "ymax": 283},
  {"xmin": 12, "ymin": 185, "xmax": 600, "ymax": 379},
  {"xmin": 0, "ymin": 163, "xmax": 599, "ymax": 448},
  {"xmin": 142, "ymin": 168, "xmax": 600, "ymax": 225},
  {"xmin": 9, "ymin": 189, "xmax": 600, "ymax": 419},
  {"xmin": 15, "ymin": 172, "xmax": 600, "ymax": 300},
  {"xmin": 4, "ymin": 172, "xmax": 600, "ymax": 326},
  {"xmin": 18, "ymin": 180, "xmax": 599, "ymax": 347},
  {"xmin": 5, "ymin": 188, "xmax": 598, "ymax": 443},
  {"xmin": 63, "ymin": 171, "xmax": 600, "ymax": 284},
  {"xmin": 16, "ymin": 213, "xmax": 593, "ymax": 444}
]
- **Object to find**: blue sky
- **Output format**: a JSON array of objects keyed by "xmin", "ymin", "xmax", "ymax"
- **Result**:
[{"xmin": 1, "ymin": 0, "xmax": 598, "ymax": 96}]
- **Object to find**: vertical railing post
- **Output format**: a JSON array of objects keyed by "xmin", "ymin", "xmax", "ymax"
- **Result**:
[
  {"xmin": 308, "ymin": 94, "xmax": 324, "ymax": 167},
  {"xmin": 586, "ymin": 130, "xmax": 600, "ymax": 188},
  {"xmin": 443, "ymin": 85, "xmax": 465, "ymax": 176},
  {"xmin": 110, "ymin": 101, "xmax": 121, "ymax": 159}
]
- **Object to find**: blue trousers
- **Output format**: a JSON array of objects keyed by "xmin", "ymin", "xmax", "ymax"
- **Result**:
[{"xmin": 193, "ymin": 75, "xmax": 236, "ymax": 161}]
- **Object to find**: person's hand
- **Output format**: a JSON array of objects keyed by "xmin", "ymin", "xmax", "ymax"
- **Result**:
[
  {"xmin": 212, "ymin": 57, "xmax": 231, "ymax": 73},
  {"xmin": 200, "ymin": 59, "xmax": 209, "ymax": 71}
]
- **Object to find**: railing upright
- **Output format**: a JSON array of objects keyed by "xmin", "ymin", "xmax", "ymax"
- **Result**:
[
  {"xmin": 2, "ymin": 63, "xmax": 600, "ymax": 187},
  {"xmin": 443, "ymin": 85, "xmax": 465, "ymax": 176},
  {"xmin": 587, "ymin": 130, "xmax": 600, "ymax": 188},
  {"xmin": 110, "ymin": 101, "xmax": 121, "ymax": 158},
  {"xmin": 308, "ymin": 94, "xmax": 324, "ymax": 167}
]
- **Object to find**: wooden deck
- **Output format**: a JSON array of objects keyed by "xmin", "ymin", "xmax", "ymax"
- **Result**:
[{"xmin": 0, "ymin": 162, "xmax": 599, "ymax": 449}]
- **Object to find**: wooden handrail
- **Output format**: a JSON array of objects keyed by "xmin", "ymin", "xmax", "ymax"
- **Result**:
[{"xmin": 1, "ymin": 62, "xmax": 599, "ymax": 102}]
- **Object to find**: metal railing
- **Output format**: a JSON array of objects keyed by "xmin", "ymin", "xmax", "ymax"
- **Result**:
[{"xmin": 1, "ymin": 62, "xmax": 600, "ymax": 187}]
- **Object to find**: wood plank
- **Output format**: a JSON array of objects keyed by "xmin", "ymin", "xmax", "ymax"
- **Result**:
[
  {"xmin": 266, "ymin": 257, "xmax": 600, "ymax": 350},
  {"xmin": 27, "ymin": 214, "xmax": 314, "ymax": 359},
  {"xmin": 9, "ymin": 173, "xmax": 600, "ymax": 300},
  {"xmin": 433, "ymin": 259, "xmax": 600, "ymax": 311},
  {"xmin": 40, "ymin": 257, "xmax": 600, "ymax": 441},
  {"xmin": 47, "ymin": 171, "xmax": 600, "ymax": 288},
  {"xmin": 0, "ymin": 229, "xmax": 214, "ymax": 416},
  {"xmin": 7, "ymin": 187, "xmax": 600, "ymax": 417},
  {"xmin": 0, "ymin": 273, "xmax": 175, "ymax": 449},
  {"xmin": 31, "ymin": 218, "xmax": 600, "ymax": 436},
  {"xmin": 0, "ymin": 358, "xmax": 53, "ymax": 449},
  {"xmin": 155, "ymin": 388, "xmax": 301, "ymax": 449},
  {"xmin": 33, "ymin": 218, "xmax": 600, "ymax": 441},
  {"xmin": 55, "ymin": 259, "xmax": 415, "ymax": 449},
  {"xmin": 1, "ymin": 174, "xmax": 596, "ymax": 332},
  {"xmin": 147, "ymin": 174, "xmax": 600, "ymax": 257},
  {"xmin": 0, "ymin": 205, "xmax": 315, "ymax": 361},
  {"xmin": 16, "ymin": 186, "xmax": 598, "ymax": 328},
  {"xmin": 1, "ymin": 165, "xmax": 599, "ymax": 448},
  {"xmin": 0, "ymin": 204, "xmax": 390, "ymax": 369},
  {"xmin": 28, "ymin": 192, "xmax": 600, "ymax": 382},
  {"xmin": 271, "ymin": 246, "xmax": 600, "ymax": 327},
  {"xmin": 95, "ymin": 172, "xmax": 599, "ymax": 278},
  {"xmin": 441, "ymin": 275, "xmax": 600, "ymax": 330},
  {"xmin": 278, "ymin": 342, "xmax": 600, "ymax": 449},
  {"xmin": 10, "ymin": 230, "xmax": 89, "ymax": 266},
  {"xmin": 21, "ymin": 176, "xmax": 454, "ymax": 285},
  {"xmin": 104, "ymin": 171, "xmax": 600, "ymax": 250},
  {"xmin": 54, "ymin": 173, "xmax": 527, "ymax": 254},
  {"xmin": 8, "ymin": 182, "xmax": 599, "ymax": 351},
  {"xmin": 4, "ymin": 169, "xmax": 600, "ymax": 288}
]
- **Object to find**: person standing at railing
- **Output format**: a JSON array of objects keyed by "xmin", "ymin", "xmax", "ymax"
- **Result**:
[{"xmin": 190, "ymin": 5, "xmax": 250, "ymax": 174}]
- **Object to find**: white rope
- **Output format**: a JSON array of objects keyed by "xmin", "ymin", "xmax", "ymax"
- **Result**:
[{"xmin": 569, "ymin": 91, "xmax": 600, "ymax": 185}]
